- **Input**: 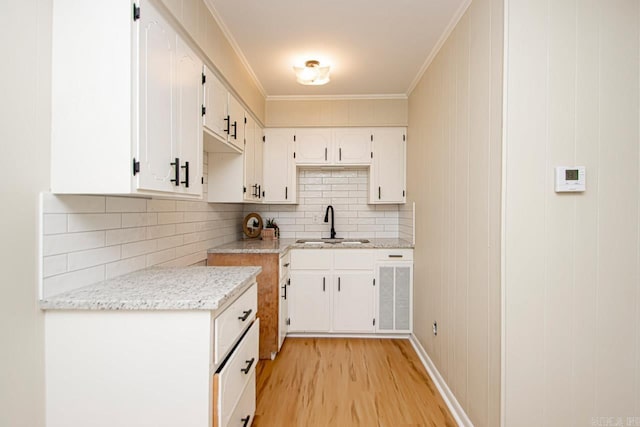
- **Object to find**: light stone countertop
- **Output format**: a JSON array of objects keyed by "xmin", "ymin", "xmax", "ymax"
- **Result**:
[
  {"xmin": 40, "ymin": 266, "xmax": 261, "ymax": 311},
  {"xmin": 207, "ymin": 238, "xmax": 414, "ymax": 254}
]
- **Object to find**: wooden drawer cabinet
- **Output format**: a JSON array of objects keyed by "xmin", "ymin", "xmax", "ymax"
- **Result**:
[
  {"xmin": 214, "ymin": 283, "xmax": 257, "ymax": 366},
  {"xmin": 213, "ymin": 319, "xmax": 259, "ymax": 427}
]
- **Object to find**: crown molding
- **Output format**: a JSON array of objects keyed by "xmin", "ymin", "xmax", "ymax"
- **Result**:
[
  {"xmin": 266, "ymin": 94, "xmax": 408, "ymax": 102},
  {"xmin": 203, "ymin": 0, "xmax": 268, "ymax": 98},
  {"xmin": 406, "ymin": 0, "xmax": 473, "ymax": 96}
]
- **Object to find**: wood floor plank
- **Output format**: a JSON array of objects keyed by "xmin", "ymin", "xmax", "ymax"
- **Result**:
[{"xmin": 254, "ymin": 338, "xmax": 456, "ymax": 427}]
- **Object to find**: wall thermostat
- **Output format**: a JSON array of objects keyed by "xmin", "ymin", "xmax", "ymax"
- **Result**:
[{"xmin": 555, "ymin": 166, "xmax": 586, "ymax": 192}]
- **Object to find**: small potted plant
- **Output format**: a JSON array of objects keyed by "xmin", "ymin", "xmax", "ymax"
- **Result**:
[{"xmin": 262, "ymin": 218, "xmax": 278, "ymax": 240}]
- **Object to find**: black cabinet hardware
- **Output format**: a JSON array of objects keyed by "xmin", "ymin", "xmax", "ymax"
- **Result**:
[
  {"xmin": 322, "ymin": 277, "xmax": 325, "ymax": 292},
  {"xmin": 282, "ymin": 284, "xmax": 287, "ymax": 300},
  {"xmin": 132, "ymin": 3, "xmax": 140, "ymax": 21},
  {"xmin": 238, "ymin": 309, "xmax": 252, "ymax": 321},
  {"xmin": 241, "ymin": 416, "xmax": 251, "ymax": 427},
  {"xmin": 257, "ymin": 185, "xmax": 261, "ymax": 199},
  {"xmin": 284, "ymin": 263, "xmax": 290, "ymax": 267},
  {"xmin": 338, "ymin": 277, "xmax": 341, "ymax": 292},
  {"xmin": 285, "ymin": 186, "xmax": 288, "ymax": 200},
  {"xmin": 232, "ymin": 121, "xmax": 237, "ymax": 139},
  {"xmin": 201, "ymin": 73, "xmax": 206, "ymax": 84},
  {"xmin": 170, "ymin": 158, "xmax": 180, "ymax": 186},
  {"xmin": 378, "ymin": 186, "xmax": 381, "ymax": 199},
  {"xmin": 180, "ymin": 161, "xmax": 189, "ymax": 188},
  {"xmin": 201, "ymin": 106, "xmax": 206, "ymax": 116},
  {"xmin": 240, "ymin": 358, "xmax": 255, "ymax": 374},
  {"xmin": 339, "ymin": 147, "xmax": 342, "ymax": 161},
  {"xmin": 388, "ymin": 254, "xmax": 403, "ymax": 258},
  {"xmin": 324, "ymin": 147, "xmax": 327, "ymax": 161},
  {"xmin": 224, "ymin": 115, "xmax": 230, "ymax": 134},
  {"xmin": 132, "ymin": 158, "xmax": 140, "ymax": 176}
]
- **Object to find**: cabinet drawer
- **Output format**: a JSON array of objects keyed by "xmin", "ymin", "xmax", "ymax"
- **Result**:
[
  {"xmin": 290, "ymin": 249, "xmax": 332, "ymax": 269},
  {"xmin": 214, "ymin": 283, "xmax": 257, "ymax": 366},
  {"xmin": 333, "ymin": 250, "xmax": 374, "ymax": 270},
  {"xmin": 376, "ymin": 249, "xmax": 413, "ymax": 261},
  {"xmin": 213, "ymin": 318, "xmax": 259, "ymax": 427},
  {"xmin": 227, "ymin": 373, "xmax": 256, "ymax": 427}
]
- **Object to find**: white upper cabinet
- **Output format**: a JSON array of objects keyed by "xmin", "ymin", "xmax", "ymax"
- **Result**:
[
  {"xmin": 51, "ymin": 0, "xmax": 202, "ymax": 198},
  {"xmin": 293, "ymin": 128, "xmax": 372, "ymax": 166},
  {"xmin": 243, "ymin": 115, "xmax": 264, "ymax": 202},
  {"xmin": 333, "ymin": 129, "xmax": 372, "ymax": 165},
  {"xmin": 263, "ymin": 129, "xmax": 296, "ymax": 204},
  {"xmin": 294, "ymin": 129, "xmax": 332, "ymax": 164},
  {"xmin": 202, "ymin": 66, "xmax": 245, "ymax": 153},
  {"xmin": 370, "ymin": 127, "xmax": 406, "ymax": 204}
]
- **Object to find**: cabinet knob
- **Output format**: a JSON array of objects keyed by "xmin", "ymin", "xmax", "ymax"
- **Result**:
[
  {"xmin": 240, "ymin": 358, "xmax": 255, "ymax": 374},
  {"xmin": 241, "ymin": 416, "xmax": 251, "ymax": 427}
]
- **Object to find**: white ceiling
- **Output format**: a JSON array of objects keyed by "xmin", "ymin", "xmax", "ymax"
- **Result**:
[{"xmin": 206, "ymin": 0, "xmax": 471, "ymax": 99}]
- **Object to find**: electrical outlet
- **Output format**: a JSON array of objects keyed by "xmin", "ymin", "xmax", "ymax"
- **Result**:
[
  {"xmin": 433, "ymin": 321, "xmax": 438, "ymax": 336},
  {"xmin": 313, "ymin": 214, "xmax": 320, "ymax": 224}
]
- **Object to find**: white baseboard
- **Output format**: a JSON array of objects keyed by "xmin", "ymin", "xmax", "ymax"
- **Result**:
[
  {"xmin": 286, "ymin": 333, "xmax": 410, "ymax": 339},
  {"xmin": 409, "ymin": 334, "xmax": 473, "ymax": 427}
]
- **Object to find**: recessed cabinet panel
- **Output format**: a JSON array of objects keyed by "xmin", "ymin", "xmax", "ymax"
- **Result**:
[
  {"xmin": 203, "ymin": 68, "xmax": 229, "ymax": 141},
  {"xmin": 137, "ymin": 4, "xmax": 177, "ymax": 193},
  {"xmin": 370, "ymin": 127, "xmax": 406, "ymax": 204},
  {"xmin": 333, "ymin": 129, "xmax": 372, "ymax": 165},
  {"xmin": 227, "ymin": 96, "xmax": 245, "ymax": 152},
  {"xmin": 289, "ymin": 272, "xmax": 331, "ymax": 332},
  {"xmin": 295, "ymin": 129, "xmax": 331, "ymax": 164},
  {"xmin": 332, "ymin": 272, "xmax": 375, "ymax": 332},
  {"xmin": 263, "ymin": 129, "xmax": 296, "ymax": 204}
]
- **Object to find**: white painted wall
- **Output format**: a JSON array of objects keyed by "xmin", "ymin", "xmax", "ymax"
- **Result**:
[
  {"xmin": 503, "ymin": 0, "xmax": 640, "ymax": 424},
  {"xmin": 0, "ymin": 1, "xmax": 50, "ymax": 425},
  {"xmin": 407, "ymin": 0, "xmax": 503, "ymax": 425}
]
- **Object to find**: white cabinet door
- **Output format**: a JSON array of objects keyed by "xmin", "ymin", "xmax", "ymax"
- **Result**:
[
  {"xmin": 263, "ymin": 129, "xmax": 296, "ymax": 203},
  {"xmin": 371, "ymin": 127, "xmax": 406, "ymax": 204},
  {"xmin": 137, "ymin": 3, "xmax": 177, "ymax": 193},
  {"xmin": 289, "ymin": 272, "xmax": 330, "ymax": 332},
  {"xmin": 278, "ymin": 276, "xmax": 289, "ymax": 350},
  {"xmin": 295, "ymin": 129, "xmax": 331, "ymax": 164},
  {"xmin": 203, "ymin": 67, "xmax": 229, "ymax": 141},
  {"xmin": 333, "ymin": 129, "xmax": 372, "ymax": 165},
  {"xmin": 175, "ymin": 37, "xmax": 203, "ymax": 196},
  {"xmin": 376, "ymin": 264, "xmax": 413, "ymax": 333},
  {"xmin": 227, "ymin": 96, "xmax": 245, "ymax": 152},
  {"xmin": 333, "ymin": 272, "xmax": 375, "ymax": 332},
  {"xmin": 243, "ymin": 116, "xmax": 256, "ymax": 201}
]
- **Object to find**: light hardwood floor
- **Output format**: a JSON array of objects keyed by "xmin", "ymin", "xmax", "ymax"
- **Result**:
[{"xmin": 254, "ymin": 338, "xmax": 456, "ymax": 427}]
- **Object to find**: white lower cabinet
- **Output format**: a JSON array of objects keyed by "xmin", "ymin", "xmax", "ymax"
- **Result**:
[
  {"xmin": 289, "ymin": 249, "xmax": 412, "ymax": 335},
  {"xmin": 289, "ymin": 271, "xmax": 331, "ymax": 332},
  {"xmin": 332, "ymin": 272, "xmax": 375, "ymax": 332},
  {"xmin": 278, "ymin": 251, "xmax": 291, "ymax": 349},
  {"xmin": 213, "ymin": 318, "xmax": 259, "ymax": 427},
  {"xmin": 375, "ymin": 250, "xmax": 414, "ymax": 333}
]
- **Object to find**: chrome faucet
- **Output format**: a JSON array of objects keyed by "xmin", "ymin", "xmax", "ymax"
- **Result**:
[{"xmin": 324, "ymin": 205, "xmax": 336, "ymax": 239}]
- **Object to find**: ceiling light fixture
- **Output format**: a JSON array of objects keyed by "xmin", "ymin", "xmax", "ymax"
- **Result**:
[{"xmin": 293, "ymin": 60, "xmax": 330, "ymax": 86}]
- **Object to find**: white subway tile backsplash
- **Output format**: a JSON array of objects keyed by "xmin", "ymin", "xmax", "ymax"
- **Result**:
[
  {"xmin": 121, "ymin": 239, "xmax": 158, "ymax": 258},
  {"xmin": 43, "ymin": 266, "xmax": 105, "ymax": 297},
  {"xmin": 106, "ymin": 197, "xmax": 147, "ymax": 213},
  {"xmin": 146, "ymin": 199, "xmax": 177, "ymax": 212},
  {"xmin": 68, "ymin": 213, "xmax": 122, "ymax": 232},
  {"xmin": 146, "ymin": 224, "xmax": 176, "ymax": 239},
  {"xmin": 156, "ymin": 235, "xmax": 184, "ymax": 251},
  {"xmin": 43, "ymin": 231, "xmax": 105, "ymax": 256},
  {"xmin": 44, "ymin": 214, "xmax": 67, "ymax": 235},
  {"xmin": 121, "ymin": 212, "xmax": 158, "ymax": 228},
  {"xmin": 67, "ymin": 246, "xmax": 121, "ymax": 271},
  {"xmin": 146, "ymin": 248, "xmax": 176, "ymax": 267},
  {"xmin": 105, "ymin": 255, "xmax": 146, "ymax": 280},
  {"xmin": 157, "ymin": 212, "xmax": 185, "ymax": 224},
  {"xmin": 105, "ymin": 227, "xmax": 147, "ymax": 246},
  {"xmin": 43, "ymin": 254, "xmax": 67, "ymax": 278},
  {"xmin": 43, "ymin": 194, "xmax": 105, "ymax": 214}
]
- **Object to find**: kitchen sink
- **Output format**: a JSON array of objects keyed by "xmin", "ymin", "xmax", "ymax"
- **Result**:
[{"xmin": 296, "ymin": 238, "xmax": 370, "ymax": 245}]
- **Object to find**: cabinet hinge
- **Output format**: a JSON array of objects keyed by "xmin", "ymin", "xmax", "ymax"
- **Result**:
[
  {"xmin": 293, "ymin": 135, "xmax": 296, "ymax": 142},
  {"xmin": 371, "ymin": 151, "xmax": 373, "ymax": 159},
  {"xmin": 201, "ymin": 73, "xmax": 206, "ymax": 85},
  {"xmin": 293, "ymin": 152, "xmax": 296, "ymax": 159},
  {"xmin": 403, "ymin": 190, "xmax": 406, "ymax": 197},
  {"xmin": 132, "ymin": 3, "xmax": 140, "ymax": 21},
  {"xmin": 286, "ymin": 318, "xmax": 291, "ymax": 326},
  {"xmin": 201, "ymin": 106, "xmax": 206, "ymax": 116},
  {"xmin": 403, "ymin": 134, "xmax": 406, "ymax": 141},
  {"xmin": 201, "ymin": 177, "xmax": 204, "ymax": 184},
  {"xmin": 373, "ymin": 278, "xmax": 375, "ymax": 286},
  {"xmin": 262, "ymin": 135, "xmax": 265, "ymax": 142},
  {"xmin": 371, "ymin": 134, "xmax": 373, "ymax": 142},
  {"xmin": 373, "ymin": 318, "xmax": 376, "ymax": 326},
  {"xmin": 132, "ymin": 158, "xmax": 140, "ymax": 176},
  {"xmin": 243, "ymin": 186, "xmax": 247, "ymax": 193},
  {"xmin": 244, "ymin": 117, "xmax": 247, "ymax": 124}
]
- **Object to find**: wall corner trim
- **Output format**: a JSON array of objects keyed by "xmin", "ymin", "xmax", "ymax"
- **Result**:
[
  {"xmin": 406, "ymin": 0, "xmax": 473, "ymax": 96},
  {"xmin": 409, "ymin": 334, "xmax": 474, "ymax": 427}
]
